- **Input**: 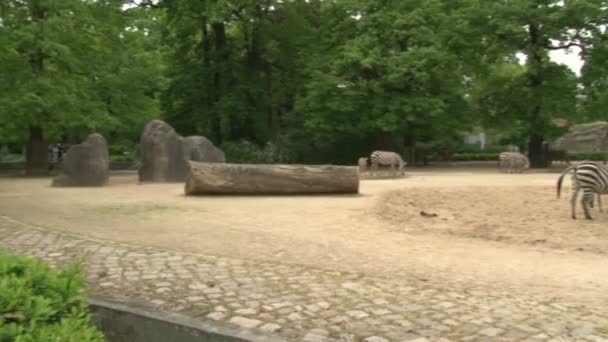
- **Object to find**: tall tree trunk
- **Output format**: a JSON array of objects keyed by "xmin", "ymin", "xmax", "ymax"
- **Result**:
[
  {"xmin": 26, "ymin": 3, "xmax": 47, "ymax": 175},
  {"xmin": 265, "ymin": 64, "xmax": 276, "ymax": 140},
  {"xmin": 525, "ymin": 13, "xmax": 549, "ymax": 168},
  {"xmin": 212, "ymin": 22, "xmax": 226, "ymax": 144},
  {"xmin": 26, "ymin": 126, "xmax": 48, "ymax": 176},
  {"xmin": 527, "ymin": 133, "xmax": 547, "ymax": 168},
  {"xmin": 403, "ymin": 130, "xmax": 417, "ymax": 166}
]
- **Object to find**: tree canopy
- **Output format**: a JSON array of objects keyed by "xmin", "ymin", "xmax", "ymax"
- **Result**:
[{"xmin": 2, "ymin": 0, "xmax": 608, "ymax": 169}]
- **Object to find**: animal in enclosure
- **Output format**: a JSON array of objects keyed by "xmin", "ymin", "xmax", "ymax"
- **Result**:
[
  {"xmin": 557, "ymin": 161, "xmax": 608, "ymax": 220},
  {"xmin": 358, "ymin": 157, "xmax": 369, "ymax": 172},
  {"xmin": 498, "ymin": 152, "xmax": 530, "ymax": 173},
  {"xmin": 369, "ymin": 150, "xmax": 406, "ymax": 175}
]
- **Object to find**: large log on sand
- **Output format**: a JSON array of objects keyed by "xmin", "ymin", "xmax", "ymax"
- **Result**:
[{"xmin": 185, "ymin": 161, "xmax": 359, "ymax": 195}]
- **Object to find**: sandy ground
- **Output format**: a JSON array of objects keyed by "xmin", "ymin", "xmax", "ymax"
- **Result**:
[{"xmin": 0, "ymin": 168, "xmax": 607, "ymax": 307}]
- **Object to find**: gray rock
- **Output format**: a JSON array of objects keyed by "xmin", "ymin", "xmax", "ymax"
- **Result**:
[
  {"xmin": 52, "ymin": 133, "xmax": 109, "ymax": 187},
  {"xmin": 138, "ymin": 120, "xmax": 185, "ymax": 182},
  {"xmin": 138, "ymin": 120, "xmax": 225, "ymax": 182},
  {"xmin": 181, "ymin": 135, "xmax": 225, "ymax": 164}
]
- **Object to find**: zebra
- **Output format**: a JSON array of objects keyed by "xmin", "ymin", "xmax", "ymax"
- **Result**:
[
  {"xmin": 358, "ymin": 157, "xmax": 369, "ymax": 172},
  {"xmin": 498, "ymin": 152, "xmax": 529, "ymax": 173},
  {"xmin": 557, "ymin": 161, "xmax": 608, "ymax": 220},
  {"xmin": 369, "ymin": 151, "xmax": 406, "ymax": 175}
]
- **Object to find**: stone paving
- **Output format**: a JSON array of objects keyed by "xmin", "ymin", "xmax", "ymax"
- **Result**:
[{"xmin": 1, "ymin": 215, "xmax": 607, "ymax": 342}]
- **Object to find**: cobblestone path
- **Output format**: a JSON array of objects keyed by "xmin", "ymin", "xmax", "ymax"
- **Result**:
[{"xmin": 0, "ymin": 215, "xmax": 606, "ymax": 341}]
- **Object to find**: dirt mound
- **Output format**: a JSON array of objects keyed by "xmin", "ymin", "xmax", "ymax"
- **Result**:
[{"xmin": 375, "ymin": 186, "xmax": 608, "ymax": 254}]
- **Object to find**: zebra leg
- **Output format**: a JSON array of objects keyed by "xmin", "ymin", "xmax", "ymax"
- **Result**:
[
  {"xmin": 499, "ymin": 160, "xmax": 506, "ymax": 173},
  {"xmin": 600, "ymin": 194, "xmax": 603, "ymax": 213},
  {"xmin": 582, "ymin": 191, "xmax": 594, "ymax": 220},
  {"xmin": 571, "ymin": 188, "xmax": 580, "ymax": 219}
]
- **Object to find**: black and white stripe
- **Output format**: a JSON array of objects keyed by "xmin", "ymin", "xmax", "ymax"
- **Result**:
[
  {"xmin": 557, "ymin": 161, "xmax": 608, "ymax": 219},
  {"xmin": 498, "ymin": 152, "xmax": 529, "ymax": 173},
  {"xmin": 370, "ymin": 151, "xmax": 405, "ymax": 175}
]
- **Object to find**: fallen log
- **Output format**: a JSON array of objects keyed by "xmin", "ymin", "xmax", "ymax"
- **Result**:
[{"xmin": 185, "ymin": 161, "xmax": 359, "ymax": 195}]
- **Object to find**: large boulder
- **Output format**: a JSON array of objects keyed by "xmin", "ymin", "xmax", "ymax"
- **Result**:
[
  {"xmin": 138, "ymin": 120, "xmax": 226, "ymax": 182},
  {"xmin": 181, "ymin": 136, "xmax": 225, "ymax": 164},
  {"xmin": 52, "ymin": 134, "xmax": 109, "ymax": 187},
  {"xmin": 138, "ymin": 120, "xmax": 184, "ymax": 182},
  {"xmin": 552, "ymin": 122, "xmax": 608, "ymax": 152}
]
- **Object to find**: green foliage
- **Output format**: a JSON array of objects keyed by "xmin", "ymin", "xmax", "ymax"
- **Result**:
[
  {"xmin": 161, "ymin": 0, "xmax": 318, "ymax": 145},
  {"xmin": 296, "ymin": 0, "xmax": 473, "ymax": 143},
  {"xmin": 0, "ymin": 0, "xmax": 164, "ymax": 143},
  {"xmin": 3, "ymin": 0, "xmax": 608, "ymax": 166},
  {"xmin": 221, "ymin": 140, "xmax": 290, "ymax": 164},
  {"xmin": 0, "ymin": 251, "xmax": 103, "ymax": 342},
  {"xmin": 466, "ymin": 0, "xmax": 605, "ymax": 166},
  {"xmin": 453, "ymin": 153, "xmax": 500, "ymax": 161},
  {"xmin": 567, "ymin": 152, "xmax": 608, "ymax": 162},
  {"xmin": 0, "ymin": 146, "xmax": 24, "ymax": 162},
  {"xmin": 110, "ymin": 154, "xmax": 137, "ymax": 163},
  {"xmin": 456, "ymin": 145, "xmax": 515, "ymax": 154}
]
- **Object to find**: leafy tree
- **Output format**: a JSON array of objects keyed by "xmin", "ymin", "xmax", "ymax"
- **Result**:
[
  {"xmin": 0, "ymin": 0, "xmax": 163, "ymax": 174},
  {"xmin": 579, "ymin": 21, "xmax": 608, "ymax": 122},
  {"xmin": 471, "ymin": 0, "xmax": 606, "ymax": 167},
  {"xmin": 161, "ymin": 0, "xmax": 319, "ymax": 147},
  {"xmin": 294, "ymin": 0, "xmax": 473, "ymax": 163}
]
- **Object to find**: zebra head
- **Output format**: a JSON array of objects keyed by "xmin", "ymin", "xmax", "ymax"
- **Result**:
[{"xmin": 399, "ymin": 157, "xmax": 406, "ymax": 170}]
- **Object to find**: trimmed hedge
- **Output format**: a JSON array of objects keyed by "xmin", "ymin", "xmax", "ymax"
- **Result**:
[
  {"xmin": 567, "ymin": 152, "xmax": 607, "ymax": 161},
  {"xmin": 451, "ymin": 151, "xmax": 608, "ymax": 162},
  {"xmin": 0, "ymin": 252, "xmax": 104, "ymax": 342},
  {"xmin": 110, "ymin": 154, "xmax": 136, "ymax": 163},
  {"xmin": 453, "ymin": 153, "xmax": 500, "ymax": 161}
]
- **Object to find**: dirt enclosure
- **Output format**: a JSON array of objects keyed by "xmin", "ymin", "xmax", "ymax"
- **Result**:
[
  {"xmin": 377, "ymin": 186, "xmax": 608, "ymax": 254},
  {"xmin": 0, "ymin": 168, "xmax": 607, "ymax": 307}
]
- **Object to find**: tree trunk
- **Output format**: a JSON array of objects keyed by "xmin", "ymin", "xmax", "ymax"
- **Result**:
[
  {"xmin": 528, "ymin": 133, "xmax": 548, "ymax": 168},
  {"xmin": 185, "ymin": 161, "xmax": 359, "ymax": 195},
  {"xmin": 526, "ymin": 18, "xmax": 549, "ymax": 168},
  {"xmin": 25, "ymin": 126, "xmax": 48, "ymax": 176},
  {"xmin": 406, "ymin": 137, "xmax": 416, "ymax": 166},
  {"xmin": 212, "ymin": 21, "xmax": 227, "ymax": 144}
]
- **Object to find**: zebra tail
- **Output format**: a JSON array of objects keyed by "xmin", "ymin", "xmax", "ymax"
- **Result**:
[{"xmin": 557, "ymin": 165, "xmax": 576, "ymax": 199}]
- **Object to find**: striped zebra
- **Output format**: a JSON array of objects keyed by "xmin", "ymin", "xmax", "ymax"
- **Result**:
[
  {"xmin": 358, "ymin": 157, "xmax": 369, "ymax": 172},
  {"xmin": 370, "ymin": 151, "xmax": 406, "ymax": 175},
  {"xmin": 498, "ymin": 152, "xmax": 529, "ymax": 173},
  {"xmin": 557, "ymin": 161, "xmax": 608, "ymax": 220}
]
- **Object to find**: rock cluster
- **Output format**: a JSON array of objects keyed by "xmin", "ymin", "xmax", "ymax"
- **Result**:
[
  {"xmin": 138, "ymin": 120, "xmax": 225, "ymax": 182},
  {"xmin": 52, "ymin": 133, "xmax": 109, "ymax": 187}
]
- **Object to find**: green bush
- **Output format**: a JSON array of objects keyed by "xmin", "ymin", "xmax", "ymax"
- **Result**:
[
  {"xmin": 109, "ymin": 140, "xmax": 138, "ymax": 164},
  {"xmin": 453, "ymin": 152, "xmax": 500, "ymax": 161},
  {"xmin": 455, "ymin": 145, "xmax": 515, "ymax": 154},
  {"xmin": 221, "ymin": 140, "xmax": 290, "ymax": 164},
  {"xmin": 110, "ymin": 154, "xmax": 137, "ymax": 163},
  {"xmin": 0, "ymin": 146, "xmax": 24, "ymax": 163},
  {"xmin": 0, "ymin": 252, "xmax": 104, "ymax": 342},
  {"xmin": 567, "ymin": 152, "xmax": 607, "ymax": 161}
]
